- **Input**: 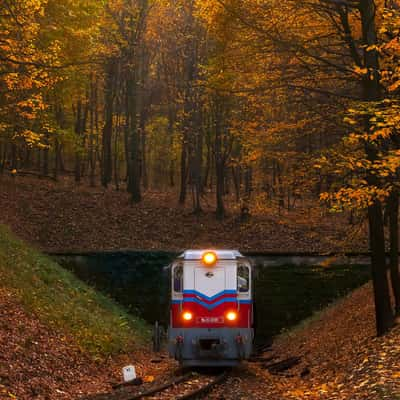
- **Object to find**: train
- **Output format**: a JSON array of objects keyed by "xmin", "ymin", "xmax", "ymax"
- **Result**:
[{"xmin": 167, "ymin": 250, "xmax": 254, "ymax": 367}]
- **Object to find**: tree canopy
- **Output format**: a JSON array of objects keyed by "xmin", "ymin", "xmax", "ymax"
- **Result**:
[{"xmin": 1, "ymin": 0, "xmax": 400, "ymax": 336}]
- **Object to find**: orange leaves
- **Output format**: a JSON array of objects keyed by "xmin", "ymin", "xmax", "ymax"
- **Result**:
[
  {"xmin": 353, "ymin": 66, "xmax": 369, "ymax": 77},
  {"xmin": 388, "ymin": 80, "xmax": 400, "ymax": 92},
  {"xmin": 317, "ymin": 98, "xmax": 400, "ymax": 211},
  {"xmin": 321, "ymin": 187, "xmax": 390, "ymax": 212},
  {"xmin": 19, "ymin": 130, "xmax": 46, "ymax": 148},
  {"xmin": 17, "ymin": 94, "xmax": 48, "ymax": 117},
  {"xmin": 0, "ymin": 0, "xmax": 104, "ymax": 152},
  {"xmin": 0, "ymin": 0, "xmax": 55, "ymax": 146}
]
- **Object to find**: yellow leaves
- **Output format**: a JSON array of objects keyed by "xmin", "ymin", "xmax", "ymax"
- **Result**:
[
  {"xmin": 379, "ymin": 26, "xmax": 388, "ymax": 35},
  {"xmin": 143, "ymin": 375, "xmax": 155, "ymax": 383},
  {"xmin": 320, "ymin": 186, "xmax": 391, "ymax": 212},
  {"xmin": 353, "ymin": 66, "xmax": 368, "ymax": 76},
  {"xmin": 0, "ymin": 123, "xmax": 10, "ymax": 134},
  {"xmin": 19, "ymin": 130, "xmax": 49, "ymax": 148},
  {"xmin": 319, "ymin": 383, "xmax": 329, "ymax": 393},
  {"xmin": 383, "ymin": 38, "xmax": 400, "ymax": 53},
  {"xmin": 319, "ymin": 192, "xmax": 329, "ymax": 201},
  {"xmin": 388, "ymin": 80, "xmax": 400, "ymax": 92},
  {"xmin": 343, "ymin": 117, "xmax": 357, "ymax": 125},
  {"xmin": 354, "ymin": 379, "xmax": 370, "ymax": 388},
  {"xmin": 365, "ymin": 44, "xmax": 379, "ymax": 52},
  {"xmin": 284, "ymin": 388, "xmax": 308, "ymax": 398}
]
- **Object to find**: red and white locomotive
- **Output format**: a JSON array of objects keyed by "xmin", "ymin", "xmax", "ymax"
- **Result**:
[{"xmin": 168, "ymin": 250, "xmax": 254, "ymax": 367}]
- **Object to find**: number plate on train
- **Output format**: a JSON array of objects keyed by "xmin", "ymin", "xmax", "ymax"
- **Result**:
[{"xmin": 197, "ymin": 316, "xmax": 224, "ymax": 324}]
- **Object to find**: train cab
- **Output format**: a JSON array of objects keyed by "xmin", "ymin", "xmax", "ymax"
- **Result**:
[{"xmin": 168, "ymin": 250, "xmax": 254, "ymax": 367}]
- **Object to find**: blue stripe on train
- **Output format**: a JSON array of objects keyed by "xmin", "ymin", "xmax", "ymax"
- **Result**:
[{"xmin": 182, "ymin": 289, "xmax": 237, "ymax": 301}]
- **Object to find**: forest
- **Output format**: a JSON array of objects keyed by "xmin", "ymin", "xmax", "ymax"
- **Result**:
[{"xmin": 1, "ymin": 0, "xmax": 400, "ymax": 338}]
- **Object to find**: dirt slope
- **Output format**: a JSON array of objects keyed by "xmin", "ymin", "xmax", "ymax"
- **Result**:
[
  {"xmin": 0, "ymin": 175, "xmax": 367, "ymax": 253},
  {"xmin": 0, "ymin": 288, "xmax": 174, "ymax": 400},
  {"xmin": 214, "ymin": 283, "xmax": 400, "ymax": 400}
]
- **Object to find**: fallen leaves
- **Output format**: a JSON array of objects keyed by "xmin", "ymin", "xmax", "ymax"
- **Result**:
[
  {"xmin": 227, "ymin": 283, "xmax": 400, "ymax": 400},
  {"xmin": 0, "ymin": 288, "xmax": 174, "ymax": 400},
  {"xmin": 143, "ymin": 375, "xmax": 155, "ymax": 383},
  {"xmin": 0, "ymin": 175, "xmax": 368, "ymax": 254}
]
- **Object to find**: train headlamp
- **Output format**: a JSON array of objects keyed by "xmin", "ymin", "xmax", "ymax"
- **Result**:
[
  {"xmin": 182, "ymin": 311, "xmax": 193, "ymax": 321},
  {"xmin": 202, "ymin": 251, "xmax": 217, "ymax": 266},
  {"xmin": 226, "ymin": 311, "xmax": 238, "ymax": 321}
]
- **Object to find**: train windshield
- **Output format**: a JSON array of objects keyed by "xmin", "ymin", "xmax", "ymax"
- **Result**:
[
  {"xmin": 173, "ymin": 263, "xmax": 183, "ymax": 294},
  {"xmin": 237, "ymin": 264, "xmax": 250, "ymax": 293}
]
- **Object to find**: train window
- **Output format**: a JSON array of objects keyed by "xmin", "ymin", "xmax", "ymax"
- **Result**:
[
  {"xmin": 237, "ymin": 265, "xmax": 250, "ymax": 293},
  {"xmin": 173, "ymin": 264, "xmax": 183, "ymax": 294}
]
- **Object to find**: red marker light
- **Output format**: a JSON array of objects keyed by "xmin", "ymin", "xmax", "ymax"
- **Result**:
[
  {"xmin": 226, "ymin": 311, "xmax": 238, "ymax": 321},
  {"xmin": 182, "ymin": 311, "xmax": 193, "ymax": 321}
]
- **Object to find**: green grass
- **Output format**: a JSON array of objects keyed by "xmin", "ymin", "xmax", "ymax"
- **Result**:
[{"xmin": 0, "ymin": 225, "xmax": 150, "ymax": 358}]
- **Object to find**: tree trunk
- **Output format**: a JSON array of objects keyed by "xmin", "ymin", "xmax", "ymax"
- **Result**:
[
  {"xmin": 189, "ymin": 98, "xmax": 203, "ymax": 214},
  {"xmin": 168, "ymin": 109, "xmax": 175, "ymax": 187},
  {"xmin": 140, "ymin": 109, "xmax": 148, "ymax": 190},
  {"xmin": 54, "ymin": 138, "xmax": 60, "ymax": 181},
  {"xmin": 101, "ymin": 60, "xmax": 115, "ymax": 188},
  {"xmin": 74, "ymin": 100, "xmax": 82, "ymax": 184},
  {"xmin": 36, "ymin": 147, "xmax": 41, "ymax": 172},
  {"xmin": 54, "ymin": 102, "xmax": 66, "ymax": 179},
  {"xmin": 43, "ymin": 134, "xmax": 49, "ymax": 177},
  {"xmin": 232, "ymin": 166, "xmax": 240, "ymax": 203},
  {"xmin": 215, "ymin": 101, "xmax": 225, "ymax": 220},
  {"xmin": 388, "ymin": 190, "xmax": 400, "ymax": 316},
  {"xmin": 215, "ymin": 159, "xmax": 225, "ymax": 219},
  {"xmin": 179, "ymin": 0, "xmax": 197, "ymax": 205},
  {"xmin": 179, "ymin": 137, "xmax": 188, "ymax": 204},
  {"xmin": 360, "ymin": 0, "xmax": 394, "ymax": 335},
  {"xmin": 0, "ymin": 143, "xmax": 7, "ymax": 173},
  {"xmin": 74, "ymin": 99, "xmax": 88, "ymax": 184},
  {"xmin": 89, "ymin": 74, "xmax": 97, "ymax": 187},
  {"xmin": 193, "ymin": 126, "xmax": 203, "ymax": 214},
  {"xmin": 11, "ymin": 143, "xmax": 17, "ymax": 170},
  {"xmin": 203, "ymin": 129, "xmax": 212, "ymax": 191},
  {"xmin": 114, "ymin": 114, "xmax": 121, "ymax": 191},
  {"xmin": 24, "ymin": 147, "xmax": 31, "ymax": 169},
  {"xmin": 368, "ymin": 199, "xmax": 394, "ymax": 335},
  {"xmin": 244, "ymin": 166, "xmax": 252, "ymax": 202},
  {"xmin": 126, "ymin": 71, "xmax": 141, "ymax": 203}
]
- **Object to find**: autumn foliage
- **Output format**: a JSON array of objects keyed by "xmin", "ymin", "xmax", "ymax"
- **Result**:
[{"xmin": 1, "ymin": 0, "xmax": 400, "ymax": 336}]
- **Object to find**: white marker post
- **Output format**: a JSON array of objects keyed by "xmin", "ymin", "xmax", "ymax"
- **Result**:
[{"xmin": 122, "ymin": 365, "xmax": 136, "ymax": 382}]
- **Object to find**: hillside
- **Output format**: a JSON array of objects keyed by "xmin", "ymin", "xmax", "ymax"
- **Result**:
[
  {"xmin": 0, "ymin": 225, "xmax": 168, "ymax": 399},
  {"xmin": 0, "ymin": 175, "xmax": 368, "ymax": 253},
  {"xmin": 1, "ymin": 221, "xmax": 399, "ymax": 399},
  {"xmin": 224, "ymin": 283, "xmax": 400, "ymax": 400}
]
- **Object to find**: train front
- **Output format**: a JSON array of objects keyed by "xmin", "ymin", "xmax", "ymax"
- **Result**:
[{"xmin": 168, "ymin": 250, "xmax": 254, "ymax": 367}]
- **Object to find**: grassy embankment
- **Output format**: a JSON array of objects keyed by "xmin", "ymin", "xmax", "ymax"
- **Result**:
[{"xmin": 0, "ymin": 224, "xmax": 149, "ymax": 358}]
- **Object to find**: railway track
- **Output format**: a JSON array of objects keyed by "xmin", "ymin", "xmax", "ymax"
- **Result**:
[{"xmin": 81, "ymin": 370, "xmax": 229, "ymax": 400}]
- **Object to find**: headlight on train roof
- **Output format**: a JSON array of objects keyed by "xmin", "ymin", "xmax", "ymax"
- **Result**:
[
  {"xmin": 182, "ymin": 311, "xmax": 193, "ymax": 321},
  {"xmin": 226, "ymin": 311, "xmax": 238, "ymax": 321},
  {"xmin": 202, "ymin": 251, "xmax": 217, "ymax": 266}
]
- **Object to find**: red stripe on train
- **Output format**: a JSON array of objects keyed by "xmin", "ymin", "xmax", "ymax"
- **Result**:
[{"xmin": 171, "ymin": 302, "xmax": 252, "ymax": 329}]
